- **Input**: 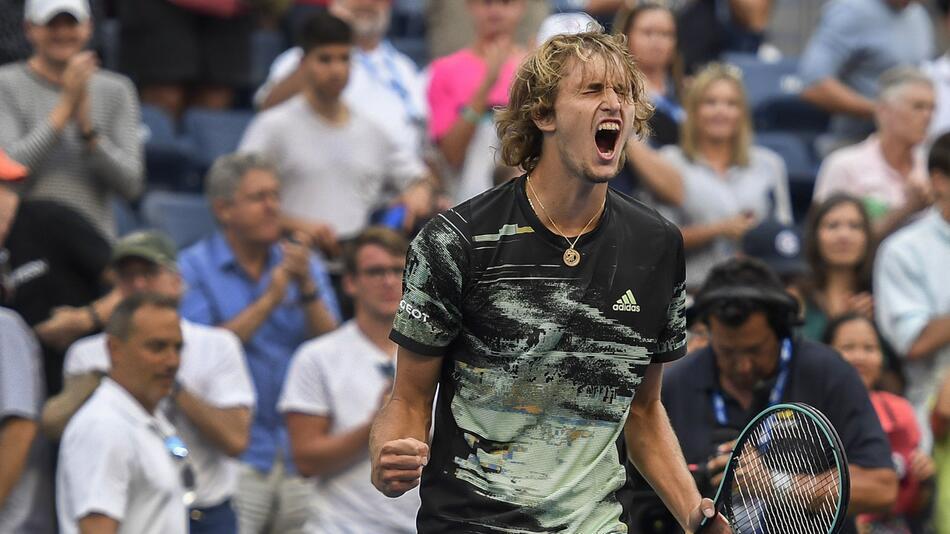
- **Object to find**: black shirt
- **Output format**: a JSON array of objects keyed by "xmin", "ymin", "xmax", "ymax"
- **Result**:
[
  {"xmin": 2, "ymin": 200, "xmax": 111, "ymax": 394},
  {"xmin": 391, "ymin": 176, "xmax": 687, "ymax": 533}
]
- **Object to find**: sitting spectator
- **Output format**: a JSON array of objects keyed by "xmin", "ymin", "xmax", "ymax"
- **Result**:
[
  {"xmin": 0, "ymin": 308, "xmax": 53, "ymax": 534},
  {"xmin": 240, "ymin": 11, "xmax": 432, "ymax": 253},
  {"xmin": 428, "ymin": 0, "xmax": 526, "ymax": 203},
  {"xmin": 0, "ymin": 0, "xmax": 144, "ymax": 240},
  {"xmin": 115, "ymin": 0, "xmax": 253, "ymax": 118},
  {"xmin": 875, "ymin": 131, "xmax": 950, "ymax": 449},
  {"xmin": 934, "ymin": 372, "xmax": 950, "ymax": 534},
  {"xmin": 178, "ymin": 152, "xmax": 340, "ymax": 534},
  {"xmin": 255, "ymin": 0, "xmax": 429, "ymax": 161},
  {"xmin": 426, "ymin": 0, "xmax": 547, "ymax": 60},
  {"xmin": 799, "ymin": 0, "xmax": 933, "ymax": 152},
  {"xmin": 824, "ymin": 313, "xmax": 935, "ymax": 533},
  {"xmin": 671, "ymin": 0, "xmax": 774, "ymax": 74},
  {"xmin": 798, "ymin": 194, "xmax": 875, "ymax": 341},
  {"xmin": 0, "ymin": 149, "xmax": 118, "ymax": 396},
  {"xmin": 279, "ymin": 227, "xmax": 419, "ymax": 532},
  {"xmin": 610, "ymin": 3, "xmax": 685, "ymax": 206},
  {"xmin": 660, "ymin": 63, "xmax": 791, "ymax": 291},
  {"xmin": 740, "ymin": 218, "xmax": 807, "ymax": 286},
  {"xmin": 57, "ymin": 293, "xmax": 188, "ymax": 534},
  {"xmin": 813, "ymin": 67, "xmax": 935, "ymax": 239},
  {"xmin": 44, "ymin": 230, "xmax": 256, "ymax": 534}
]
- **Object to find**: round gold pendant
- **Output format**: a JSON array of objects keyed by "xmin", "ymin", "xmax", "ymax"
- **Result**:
[{"xmin": 563, "ymin": 248, "xmax": 581, "ymax": 267}]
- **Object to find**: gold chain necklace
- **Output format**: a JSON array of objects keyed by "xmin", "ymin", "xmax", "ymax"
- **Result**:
[{"xmin": 526, "ymin": 175, "xmax": 605, "ymax": 267}]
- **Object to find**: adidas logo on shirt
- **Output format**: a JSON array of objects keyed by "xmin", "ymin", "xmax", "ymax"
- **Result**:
[{"xmin": 612, "ymin": 290, "xmax": 641, "ymax": 312}]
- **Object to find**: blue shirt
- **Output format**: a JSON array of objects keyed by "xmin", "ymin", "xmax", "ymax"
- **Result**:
[{"xmin": 178, "ymin": 232, "xmax": 341, "ymax": 473}]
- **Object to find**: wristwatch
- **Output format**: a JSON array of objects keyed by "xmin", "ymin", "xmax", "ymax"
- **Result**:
[{"xmin": 299, "ymin": 286, "xmax": 319, "ymax": 304}]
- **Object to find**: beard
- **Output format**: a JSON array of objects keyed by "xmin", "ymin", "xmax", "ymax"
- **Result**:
[{"xmin": 351, "ymin": 9, "xmax": 391, "ymax": 42}]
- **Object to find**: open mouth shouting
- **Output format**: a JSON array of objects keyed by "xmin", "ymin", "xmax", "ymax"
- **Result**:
[{"xmin": 595, "ymin": 119, "xmax": 623, "ymax": 160}]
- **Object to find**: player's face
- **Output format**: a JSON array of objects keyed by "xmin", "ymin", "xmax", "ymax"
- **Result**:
[
  {"xmin": 709, "ymin": 312, "xmax": 781, "ymax": 394},
  {"xmin": 346, "ymin": 244, "xmax": 405, "ymax": 320},
  {"xmin": 830, "ymin": 318, "xmax": 882, "ymax": 390},
  {"xmin": 695, "ymin": 79, "xmax": 743, "ymax": 144},
  {"xmin": 542, "ymin": 55, "xmax": 636, "ymax": 184},
  {"xmin": 626, "ymin": 9, "xmax": 676, "ymax": 73},
  {"xmin": 26, "ymin": 14, "xmax": 92, "ymax": 65},
  {"xmin": 816, "ymin": 202, "xmax": 867, "ymax": 269},
  {"xmin": 468, "ymin": 0, "xmax": 525, "ymax": 40},
  {"xmin": 304, "ymin": 44, "xmax": 352, "ymax": 101},
  {"xmin": 218, "ymin": 169, "xmax": 283, "ymax": 246},
  {"xmin": 109, "ymin": 306, "xmax": 182, "ymax": 411}
]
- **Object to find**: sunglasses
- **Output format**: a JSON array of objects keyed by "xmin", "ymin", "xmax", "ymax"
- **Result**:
[{"xmin": 164, "ymin": 435, "xmax": 197, "ymax": 507}]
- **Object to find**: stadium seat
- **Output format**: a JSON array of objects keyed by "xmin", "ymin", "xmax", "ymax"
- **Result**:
[
  {"xmin": 755, "ymin": 131, "xmax": 820, "ymax": 222},
  {"xmin": 141, "ymin": 191, "xmax": 216, "ymax": 250},
  {"xmin": 181, "ymin": 108, "xmax": 254, "ymax": 174},
  {"xmin": 723, "ymin": 53, "xmax": 802, "ymax": 110},
  {"xmin": 112, "ymin": 197, "xmax": 141, "ymax": 238},
  {"xmin": 251, "ymin": 30, "xmax": 287, "ymax": 89},
  {"xmin": 754, "ymin": 95, "xmax": 830, "ymax": 134},
  {"xmin": 140, "ymin": 105, "xmax": 201, "ymax": 192}
]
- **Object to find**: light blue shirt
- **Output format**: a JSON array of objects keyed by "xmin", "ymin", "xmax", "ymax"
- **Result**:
[
  {"xmin": 178, "ymin": 232, "xmax": 340, "ymax": 473},
  {"xmin": 799, "ymin": 0, "xmax": 933, "ymax": 142}
]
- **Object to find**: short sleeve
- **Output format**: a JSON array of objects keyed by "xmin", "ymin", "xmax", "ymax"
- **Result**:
[
  {"xmin": 58, "ymin": 418, "xmax": 133, "ymax": 522},
  {"xmin": 812, "ymin": 149, "xmax": 856, "ymax": 204},
  {"xmin": 0, "ymin": 310, "xmax": 41, "ymax": 420},
  {"xmin": 201, "ymin": 330, "xmax": 256, "ymax": 409},
  {"xmin": 390, "ymin": 213, "xmax": 469, "ymax": 356},
  {"xmin": 873, "ymin": 236, "xmax": 931, "ymax": 355},
  {"xmin": 278, "ymin": 343, "xmax": 331, "ymax": 416},
  {"xmin": 177, "ymin": 252, "xmax": 217, "ymax": 326},
  {"xmin": 652, "ymin": 226, "xmax": 687, "ymax": 363},
  {"xmin": 62, "ymin": 335, "xmax": 110, "ymax": 378},
  {"xmin": 798, "ymin": 0, "xmax": 862, "ymax": 87}
]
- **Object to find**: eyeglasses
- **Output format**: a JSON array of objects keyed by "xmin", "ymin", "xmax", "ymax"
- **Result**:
[
  {"xmin": 358, "ymin": 266, "xmax": 404, "ymax": 280},
  {"xmin": 164, "ymin": 435, "xmax": 197, "ymax": 507}
]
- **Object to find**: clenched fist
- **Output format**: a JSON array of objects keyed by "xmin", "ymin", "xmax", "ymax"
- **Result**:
[{"xmin": 372, "ymin": 438, "xmax": 429, "ymax": 498}]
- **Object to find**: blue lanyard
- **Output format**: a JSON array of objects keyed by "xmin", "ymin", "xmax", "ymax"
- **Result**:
[
  {"xmin": 711, "ymin": 338, "xmax": 793, "ymax": 426},
  {"xmin": 356, "ymin": 42, "xmax": 422, "ymax": 122}
]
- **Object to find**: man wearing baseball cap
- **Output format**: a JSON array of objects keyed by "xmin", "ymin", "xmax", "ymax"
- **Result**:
[{"xmin": 46, "ymin": 230, "xmax": 256, "ymax": 534}]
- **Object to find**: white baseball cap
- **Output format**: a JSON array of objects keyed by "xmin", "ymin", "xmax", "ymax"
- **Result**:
[
  {"xmin": 24, "ymin": 0, "xmax": 91, "ymax": 24},
  {"xmin": 535, "ymin": 12, "xmax": 599, "ymax": 46}
]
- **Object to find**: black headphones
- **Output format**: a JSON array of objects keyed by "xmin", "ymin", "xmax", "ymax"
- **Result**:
[{"xmin": 690, "ymin": 285, "xmax": 801, "ymax": 334}]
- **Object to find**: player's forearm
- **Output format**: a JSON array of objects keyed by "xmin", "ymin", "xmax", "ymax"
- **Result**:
[
  {"xmin": 174, "ymin": 390, "xmax": 250, "ymax": 457},
  {"xmin": 847, "ymin": 466, "xmax": 897, "ymax": 514},
  {"xmin": 370, "ymin": 396, "xmax": 431, "ymax": 462},
  {"xmin": 0, "ymin": 418, "xmax": 37, "ymax": 509},
  {"xmin": 293, "ymin": 423, "xmax": 373, "ymax": 478}
]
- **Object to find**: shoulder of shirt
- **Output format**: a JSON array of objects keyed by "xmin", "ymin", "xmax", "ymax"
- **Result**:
[
  {"xmin": 793, "ymin": 339, "xmax": 858, "ymax": 382},
  {"xmin": 878, "ymin": 213, "xmax": 933, "ymax": 254},
  {"xmin": 749, "ymin": 145, "xmax": 784, "ymax": 167},
  {"xmin": 429, "ymin": 49, "xmax": 476, "ymax": 75},
  {"xmin": 67, "ymin": 332, "xmax": 107, "ymax": 356},
  {"xmin": 255, "ymin": 94, "xmax": 308, "ymax": 123},
  {"xmin": 608, "ymin": 187, "xmax": 683, "ymax": 241},
  {"xmin": 90, "ymin": 68, "xmax": 136, "ymax": 94},
  {"xmin": 178, "ymin": 235, "xmax": 217, "ymax": 267},
  {"xmin": 346, "ymin": 107, "xmax": 392, "ymax": 138},
  {"xmin": 0, "ymin": 308, "xmax": 30, "ymax": 332},
  {"xmin": 663, "ymin": 347, "xmax": 712, "ymax": 389},
  {"xmin": 63, "ymin": 388, "xmax": 127, "ymax": 440},
  {"xmin": 182, "ymin": 319, "xmax": 240, "ymax": 347},
  {"xmin": 0, "ymin": 61, "xmax": 27, "ymax": 83},
  {"xmin": 438, "ymin": 178, "xmax": 523, "ymax": 238},
  {"xmin": 293, "ymin": 322, "xmax": 359, "ymax": 364}
]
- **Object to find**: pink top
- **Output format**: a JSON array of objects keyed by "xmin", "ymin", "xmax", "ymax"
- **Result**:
[
  {"xmin": 427, "ymin": 49, "xmax": 521, "ymax": 140},
  {"xmin": 812, "ymin": 135, "xmax": 929, "ymax": 219}
]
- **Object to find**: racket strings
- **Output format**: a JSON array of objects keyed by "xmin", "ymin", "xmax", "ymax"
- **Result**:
[{"xmin": 723, "ymin": 410, "xmax": 843, "ymax": 534}]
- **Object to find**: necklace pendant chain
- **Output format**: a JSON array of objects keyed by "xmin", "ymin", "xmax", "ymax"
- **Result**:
[{"xmin": 526, "ymin": 176, "xmax": 605, "ymax": 267}]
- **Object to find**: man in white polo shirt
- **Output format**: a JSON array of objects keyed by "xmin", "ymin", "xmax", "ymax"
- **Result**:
[
  {"xmin": 44, "ymin": 231, "xmax": 256, "ymax": 534},
  {"xmin": 279, "ymin": 227, "xmax": 420, "ymax": 533},
  {"xmin": 57, "ymin": 292, "xmax": 187, "ymax": 534}
]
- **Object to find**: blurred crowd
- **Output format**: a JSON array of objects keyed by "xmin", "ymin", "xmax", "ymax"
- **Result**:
[{"xmin": 1, "ymin": 0, "xmax": 950, "ymax": 533}]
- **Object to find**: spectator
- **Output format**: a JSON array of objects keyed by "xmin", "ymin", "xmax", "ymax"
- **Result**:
[
  {"xmin": 0, "ymin": 0, "xmax": 144, "ymax": 240},
  {"xmin": 178, "ymin": 152, "xmax": 340, "ymax": 534},
  {"xmin": 875, "ymin": 131, "xmax": 950, "ymax": 449},
  {"xmin": 0, "ymin": 308, "xmax": 53, "ymax": 534},
  {"xmin": 824, "ymin": 313, "xmax": 935, "ymax": 533},
  {"xmin": 425, "ymin": 0, "xmax": 548, "ymax": 60},
  {"xmin": 256, "ymin": 0, "xmax": 429, "ymax": 162},
  {"xmin": 115, "ymin": 0, "xmax": 253, "ymax": 118},
  {"xmin": 279, "ymin": 227, "xmax": 419, "ymax": 532},
  {"xmin": 660, "ymin": 63, "xmax": 791, "ymax": 291},
  {"xmin": 799, "ymin": 0, "xmax": 933, "ymax": 152},
  {"xmin": 739, "ymin": 218, "xmax": 807, "ymax": 285},
  {"xmin": 798, "ymin": 194, "xmax": 875, "ymax": 342},
  {"xmin": 813, "ymin": 67, "xmax": 935, "ymax": 240},
  {"xmin": 57, "ymin": 293, "xmax": 188, "ymax": 534},
  {"xmin": 428, "ymin": 0, "xmax": 526, "ymax": 203},
  {"xmin": 240, "ymin": 11, "xmax": 433, "ymax": 253},
  {"xmin": 922, "ymin": 0, "xmax": 950, "ymax": 140},
  {"xmin": 0, "ymin": 149, "xmax": 119, "ymax": 396},
  {"xmin": 43, "ymin": 230, "xmax": 256, "ymax": 534},
  {"xmin": 634, "ymin": 258, "xmax": 897, "ymax": 533},
  {"xmin": 933, "ymin": 372, "xmax": 950, "ymax": 534}
]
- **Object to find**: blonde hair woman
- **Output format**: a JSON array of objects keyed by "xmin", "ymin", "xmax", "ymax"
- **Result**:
[{"xmin": 660, "ymin": 63, "xmax": 792, "ymax": 290}]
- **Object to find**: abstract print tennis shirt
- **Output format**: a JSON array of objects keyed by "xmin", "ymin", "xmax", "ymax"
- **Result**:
[{"xmin": 391, "ymin": 175, "xmax": 688, "ymax": 533}]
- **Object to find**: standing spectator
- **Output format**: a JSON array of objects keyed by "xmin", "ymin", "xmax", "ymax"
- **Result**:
[
  {"xmin": 799, "ymin": 194, "xmax": 875, "ymax": 342},
  {"xmin": 813, "ymin": 67, "xmax": 935, "ymax": 239},
  {"xmin": 43, "ymin": 230, "xmax": 256, "ymax": 534},
  {"xmin": 57, "ymin": 293, "xmax": 188, "ymax": 534},
  {"xmin": 178, "ymin": 152, "xmax": 340, "ymax": 534},
  {"xmin": 240, "ymin": 11, "xmax": 432, "ymax": 252},
  {"xmin": 0, "ymin": 0, "xmax": 144, "ymax": 240},
  {"xmin": 256, "ymin": 0, "xmax": 429, "ymax": 161},
  {"xmin": 115, "ymin": 0, "xmax": 253, "ymax": 118},
  {"xmin": 799, "ymin": 0, "xmax": 933, "ymax": 152},
  {"xmin": 0, "ymin": 308, "xmax": 53, "ymax": 534},
  {"xmin": 0, "ymin": 149, "xmax": 118, "ymax": 396},
  {"xmin": 428, "ymin": 0, "xmax": 527, "ymax": 203},
  {"xmin": 279, "ymin": 227, "xmax": 419, "ymax": 532},
  {"xmin": 824, "ymin": 313, "xmax": 935, "ymax": 533},
  {"xmin": 660, "ymin": 63, "xmax": 791, "ymax": 291},
  {"xmin": 875, "ymin": 131, "xmax": 950, "ymax": 449}
]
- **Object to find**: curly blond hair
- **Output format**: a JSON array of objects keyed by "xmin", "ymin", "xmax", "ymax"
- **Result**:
[{"xmin": 495, "ymin": 30, "xmax": 653, "ymax": 173}]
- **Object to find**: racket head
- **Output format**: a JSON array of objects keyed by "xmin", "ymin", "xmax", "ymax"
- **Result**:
[{"xmin": 700, "ymin": 402, "xmax": 850, "ymax": 534}]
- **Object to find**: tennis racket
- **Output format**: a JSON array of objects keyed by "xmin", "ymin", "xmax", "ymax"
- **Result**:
[{"xmin": 699, "ymin": 402, "xmax": 850, "ymax": 534}]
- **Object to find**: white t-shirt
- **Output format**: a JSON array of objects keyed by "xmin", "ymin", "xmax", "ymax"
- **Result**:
[
  {"xmin": 57, "ymin": 378, "xmax": 188, "ymax": 534},
  {"xmin": 239, "ymin": 95, "xmax": 427, "ymax": 239},
  {"xmin": 63, "ymin": 320, "xmax": 256, "ymax": 508},
  {"xmin": 254, "ymin": 43, "xmax": 429, "ymax": 158},
  {"xmin": 278, "ymin": 321, "xmax": 420, "ymax": 534}
]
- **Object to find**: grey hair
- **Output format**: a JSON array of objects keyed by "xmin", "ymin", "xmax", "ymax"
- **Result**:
[
  {"xmin": 106, "ymin": 293, "xmax": 179, "ymax": 340},
  {"xmin": 204, "ymin": 152, "xmax": 279, "ymax": 202},
  {"xmin": 877, "ymin": 66, "xmax": 933, "ymax": 103}
]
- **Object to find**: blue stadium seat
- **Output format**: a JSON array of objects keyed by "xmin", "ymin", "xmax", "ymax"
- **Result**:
[
  {"xmin": 755, "ymin": 131, "xmax": 820, "ymax": 222},
  {"xmin": 112, "ymin": 197, "xmax": 141, "ymax": 237},
  {"xmin": 754, "ymin": 95, "xmax": 830, "ymax": 134},
  {"xmin": 723, "ymin": 53, "xmax": 801, "ymax": 110},
  {"xmin": 141, "ymin": 191, "xmax": 216, "ymax": 250},
  {"xmin": 140, "ymin": 105, "xmax": 200, "ymax": 192},
  {"xmin": 251, "ymin": 30, "xmax": 287, "ymax": 89},
  {"xmin": 181, "ymin": 108, "xmax": 254, "ymax": 174}
]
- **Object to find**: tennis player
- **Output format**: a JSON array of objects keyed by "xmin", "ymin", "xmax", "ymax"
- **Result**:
[{"xmin": 370, "ymin": 29, "xmax": 730, "ymax": 534}]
